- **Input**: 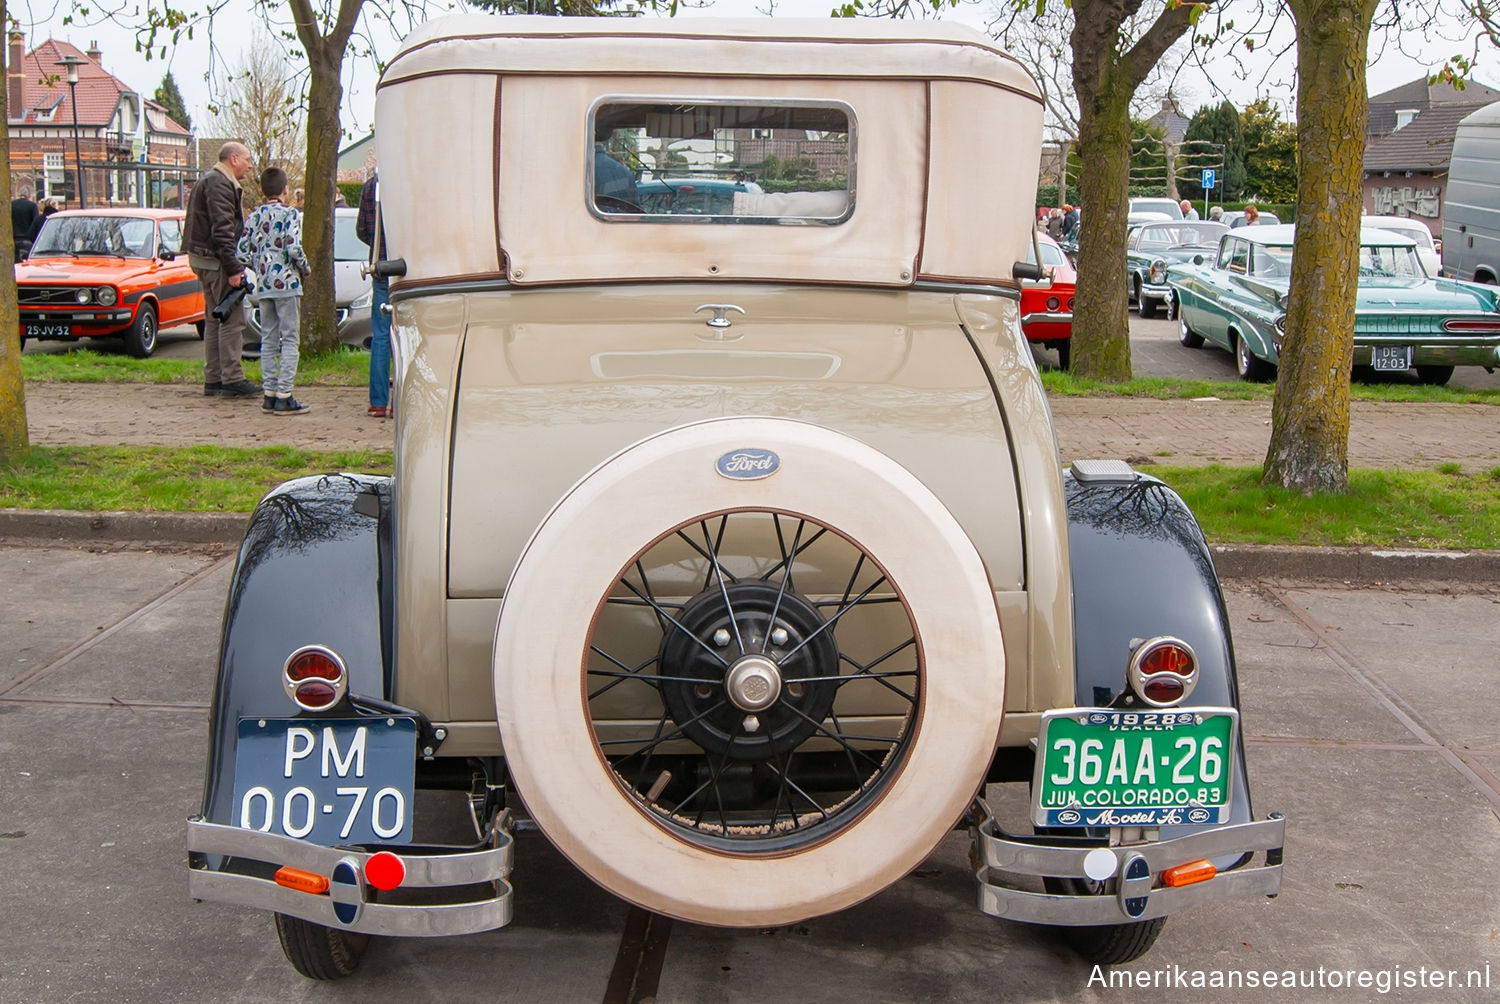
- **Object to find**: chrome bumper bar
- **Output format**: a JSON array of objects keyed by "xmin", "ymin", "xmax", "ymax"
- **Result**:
[
  {"xmin": 1351, "ymin": 342, "xmax": 1500, "ymax": 367},
  {"xmin": 974, "ymin": 812, "xmax": 1285, "ymax": 925},
  {"xmin": 1021, "ymin": 311, "xmax": 1074, "ymax": 327},
  {"xmin": 186, "ymin": 815, "xmax": 513, "ymax": 937}
]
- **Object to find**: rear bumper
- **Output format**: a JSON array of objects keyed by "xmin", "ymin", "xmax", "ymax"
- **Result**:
[
  {"xmin": 1351, "ymin": 339, "xmax": 1500, "ymax": 368},
  {"xmin": 186, "ymin": 814, "xmax": 513, "ymax": 937},
  {"xmin": 974, "ymin": 810, "xmax": 1285, "ymax": 925},
  {"xmin": 1021, "ymin": 311, "xmax": 1073, "ymax": 339}
]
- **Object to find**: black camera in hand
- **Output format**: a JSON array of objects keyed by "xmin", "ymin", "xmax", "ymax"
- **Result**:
[{"xmin": 211, "ymin": 276, "xmax": 254, "ymax": 321}]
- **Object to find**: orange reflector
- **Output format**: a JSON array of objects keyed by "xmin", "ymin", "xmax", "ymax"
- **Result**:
[
  {"xmin": 1161, "ymin": 859, "xmax": 1216, "ymax": 888},
  {"xmin": 274, "ymin": 866, "xmax": 330, "ymax": 895}
]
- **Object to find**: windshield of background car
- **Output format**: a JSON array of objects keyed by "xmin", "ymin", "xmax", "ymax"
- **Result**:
[
  {"xmin": 1137, "ymin": 222, "xmax": 1227, "ymax": 250},
  {"xmin": 32, "ymin": 216, "xmax": 157, "ymax": 258},
  {"xmin": 334, "ymin": 213, "xmax": 366, "ymax": 262},
  {"xmin": 1376, "ymin": 224, "xmax": 1433, "ymax": 249},
  {"xmin": 1026, "ymin": 240, "xmax": 1070, "ymax": 268},
  {"xmin": 1358, "ymin": 244, "xmax": 1425, "ymax": 279},
  {"xmin": 590, "ymin": 100, "xmax": 853, "ymax": 224}
]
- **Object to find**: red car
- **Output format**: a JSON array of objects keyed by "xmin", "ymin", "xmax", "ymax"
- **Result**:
[
  {"xmin": 16, "ymin": 208, "xmax": 206, "ymax": 358},
  {"xmin": 1020, "ymin": 231, "xmax": 1076, "ymax": 369}
]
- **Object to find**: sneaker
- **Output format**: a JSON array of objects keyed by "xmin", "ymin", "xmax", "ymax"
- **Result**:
[
  {"xmin": 273, "ymin": 395, "xmax": 311, "ymax": 415},
  {"xmin": 220, "ymin": 379, "xmax": 260, "ymax": 398},
  {"xmin": 203, "ymin": 382, "xmax": 222, "ymax": 396},
  {"xmin": 263, "ymin": 396, "xmax": 276, "ymax": 412}
]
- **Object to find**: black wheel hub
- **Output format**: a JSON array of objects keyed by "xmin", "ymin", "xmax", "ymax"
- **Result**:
[{"xmin": 659, "ymin": 581, "xmax": 839, "ymax": 760}]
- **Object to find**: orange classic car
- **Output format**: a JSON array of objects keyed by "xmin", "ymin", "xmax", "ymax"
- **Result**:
[{"xmin": 16, "ymin": 208, "xmax": 206, "ymax": 357}]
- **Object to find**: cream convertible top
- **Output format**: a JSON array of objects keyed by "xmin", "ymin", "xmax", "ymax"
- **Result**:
[{"xmin": 375, "ymin": 16, "xmax": 1043, "ymax": 287}]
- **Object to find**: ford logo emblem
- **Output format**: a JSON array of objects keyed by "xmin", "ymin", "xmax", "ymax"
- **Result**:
[
  {"xmin": 1187, "ymin": 807, "xmax": 1211, "ymax": 824},
  {"xmin": 1057, "ymin": 809, "xmax": 1082, "ymax": 825},
  {"xmin": 716, "ymin": 449, "xmax": 780, "ymax": 481}
]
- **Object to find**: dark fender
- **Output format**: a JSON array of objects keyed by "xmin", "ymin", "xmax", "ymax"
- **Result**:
[
  {"xmin": 198, "ymin": 474, "xmax": 393, "ymax": 827},
  {"xmin": 1065, "ymin": 470, "xmax": 1256, "ymax": 830}
]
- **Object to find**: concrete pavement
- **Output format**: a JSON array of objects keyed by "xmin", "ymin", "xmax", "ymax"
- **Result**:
[{"xmin": 2, "ymin": 542, "xmax": 1498, "ymax": 1000}]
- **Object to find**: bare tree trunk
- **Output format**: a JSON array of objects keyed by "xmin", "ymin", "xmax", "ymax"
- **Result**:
[
  {"xmin": 0, "ymin": 0, "xmax": 30, "ymax": 464},
  {"xmin": 1070, "ymin": 84, "xmax": 1135, "ymax": 380},
  {"xmin": 1263, "ymin": 0, "xmax": 1378, "ymax": 493},
  {"xmin": 290, "ymin": 0, "xmax": 361, "ymax": 356},
  {"xmin": 1067, "ymin": 0, "xmax": 1194, "ymax": 381}
]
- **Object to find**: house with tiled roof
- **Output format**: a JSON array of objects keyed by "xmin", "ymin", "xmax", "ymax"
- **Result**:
[
  {"xmin": 1360, "ymin": 76, "xmax": 1500, "ymax": 236},
  {"xmin": 6, "ymin": 33, "xmax": 194, "ymax": 208}
]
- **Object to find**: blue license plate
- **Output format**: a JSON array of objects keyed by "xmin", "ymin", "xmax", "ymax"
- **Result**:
[
  {"xmin": 231, "ymin": 717, "xmax": 417, "ymax": 845},
  {"xmin": 1371, "ymin": 345, "xmax": 1412, "ymax": 371}
]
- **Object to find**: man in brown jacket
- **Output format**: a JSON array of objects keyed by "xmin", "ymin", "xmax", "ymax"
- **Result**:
[{"xmin": 185, "ymin": 142, "xmax": 257, "ymax": 396}]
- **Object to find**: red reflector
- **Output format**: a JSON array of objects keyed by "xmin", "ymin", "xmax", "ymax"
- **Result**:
[
  {"xmin": 294, "ymin": 679, "xmax": 339, "ymax": 710},
  {"xmin": 1143, "ymin": 678, "xmax": 1185, "ymax": 704},
  {"xmin": 364, "ymin": 851, "xmax": 407, "ymax": 891},
  {"xmin": 287, "ymin": 651, "xmax": 341, "ymax": 682},
  {"xmin": 1162, "ymin": 859, "xmax": 1216, "ymax": 887},
  {"xmin": 1046, "ymin": 296, "xmax": 1061, "ymax": 311},
  {"xmin": 1140, "ymin": 645, "xmax": 1194, "ymax": 676},
  {"xmin": 275, "ymin": 866, "xmax": 330, "ymax": 895},
  {"xmin": 1443, "ymin": 319, "xmax": 1500, "ymax": 331}
]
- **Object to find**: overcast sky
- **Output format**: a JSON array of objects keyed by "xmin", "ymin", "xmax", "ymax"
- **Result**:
[{"xmin": 8, "ymin": 0, "xmax": 1493, "ymax": 148}]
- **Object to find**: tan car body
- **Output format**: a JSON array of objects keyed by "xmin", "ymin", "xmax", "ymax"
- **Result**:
[{"xmin": 374, "ymin": 17, "xmax": 1067, "ymax": 752}]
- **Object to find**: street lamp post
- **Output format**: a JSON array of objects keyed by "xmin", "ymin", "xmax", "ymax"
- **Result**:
[{"xmin": 55, "ymin": 55, "xmax": 86, "ymax": 209}]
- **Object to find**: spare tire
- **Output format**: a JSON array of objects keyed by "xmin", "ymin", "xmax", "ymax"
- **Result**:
[{"xmin": 494, "ymin": 417, "xmax": 1006, "ymax": 927}]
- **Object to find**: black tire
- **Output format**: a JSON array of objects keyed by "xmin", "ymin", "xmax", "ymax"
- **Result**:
[
  {"xmin": 1416, "ymin": 365, "xmax": 1454, "ymax": 386},
  {"xmin": 123, "ymin": 303, "xmax": 158, "ymax": 358},
  {"xmin": 273, "ymin": 913, "xmax": 369, "ymax": 980},
  {"xmin": 1234, "ymin": 331, "xmax": 1274, "ymax": 382},
  {"xmin": 1130, "ymin": 276, "xmax": 1141, "ymax": 305},
  {"xmin": 195, "ymin": 319, "xmax": 206, "ymax": 339},
  {"xmin": 1137, "ymin": 292, "xmax": 1158, "ymax": 320},
  {"xmin": 1178, "ymin": 316, "xmax": 1204, "ymax": 349},
  {"xmin": 1040, "ymin": 876, "xmax": 1166, "ymax": 964},
  {"xmin": 1056, "ymin": 340, "xmax": 1071, "ymax": 371}
]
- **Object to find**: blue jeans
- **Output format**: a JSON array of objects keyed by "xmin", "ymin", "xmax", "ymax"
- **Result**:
[
  {"xmin": 257, "ymin": 295, "xmax": 302, "ymax": 396},
  {"xmin": 369, "ymin": 278, "xmax": 391, "ymax": 408}
]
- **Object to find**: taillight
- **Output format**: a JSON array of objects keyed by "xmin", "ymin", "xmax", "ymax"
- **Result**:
[
  {"xmin": 1442, "ymin": 319, "xmax": 1500, "ymax": 331},
  {"xmin": 1067, "ymin": 297, "xmax": 1074, "ymax": 310},
  {"xmin": 1046, "ymin": 295, "xmax": 1061, "ymax": 311},
  {"xmin": 1127, "ymin": 637, "xmax": 1198, "ymax": 707},
  {"xmin": 282, "ymin": 645, "xmax": 349, "ymax": 712}
]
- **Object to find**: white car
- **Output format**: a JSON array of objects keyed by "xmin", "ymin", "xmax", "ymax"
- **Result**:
[
  {"xmin": 1362, "ymin": 215, "xmax": 1442, "ymax": 276},
  {"xmin": 1128, "ymin": 196, "xmax": 1183, "ymax": 220}
]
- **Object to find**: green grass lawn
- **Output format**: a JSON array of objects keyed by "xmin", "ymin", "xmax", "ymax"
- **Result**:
[
  {"xmin": 20, "ymin": 349, "xmax": 368, "ymax": 386},
  {"xmin": 1039, "ymin": 369, "xmax": 1500, "ymax": 405},
  {"xmin": 0, "ymin": 445, "xmax": 392, "ymax": 512}
]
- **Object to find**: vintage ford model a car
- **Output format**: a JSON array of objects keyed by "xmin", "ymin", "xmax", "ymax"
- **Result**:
[{"xmin": 185, "ymin": 16, "xmax": 1285, "ymax": 979}]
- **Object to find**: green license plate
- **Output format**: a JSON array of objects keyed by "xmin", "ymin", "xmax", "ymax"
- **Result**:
[{"xmin": 1032, "ymin": 707, "xmax": 1236, "ymax": 827}]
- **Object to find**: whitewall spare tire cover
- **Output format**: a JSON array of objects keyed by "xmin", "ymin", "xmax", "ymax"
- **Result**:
[{"xmin": 494, "ymin": 417, "xmax": 1005, "ymax": 927}]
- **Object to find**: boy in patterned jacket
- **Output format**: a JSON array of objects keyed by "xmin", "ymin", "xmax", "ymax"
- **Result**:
[{"xmin": 236, "ymin": 167, "xmax": 312, "ymax": 414}]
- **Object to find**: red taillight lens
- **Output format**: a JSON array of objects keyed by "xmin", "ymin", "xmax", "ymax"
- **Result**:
[
  {"xmin": 282, "ymin": 645, "xmax": 348, "ymax": 711},
  {"xmin": 1127, "ymin": 637, "xmax": 1199, "ymax": 708},
  {"xmin": 294, "ymin": 679, "xmax": 339, "ymax": 710},
  {"xmin": 1067, "ymin": 297, "xmax": 1075, "ymax": 310},
  {"xmin": 1442, "ymin": 319, "xmax": 1500, "ymax": 331},
  {"xmin": 287, "ymin": 651, "xmax": 341, "ymax": 682},
  {"xmin": 1143, "ymin": 678, "xmax": 1185, "ymax": 704},
  {"xmin": 1139, "ymin": 645, "xmax": 1194, "ymax": 676},
  {"xmin": 1046, "ymin": 296, "xmax": 1061, "ymax": 311}
]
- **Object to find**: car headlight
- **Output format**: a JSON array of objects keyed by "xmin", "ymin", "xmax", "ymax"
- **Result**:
[
  {"xmin": 350, "ymin": 288, "xmax": 373, "ymax": 309},
  {"xmin": 1274, "ymin": 314, "xmax": 1286, "ymax": 333},
  {"xmin": 74, "ymin": 288, "xmax": 92, "ymax": 304},
  {"xmin": 1149, "ymin": 259, "xmax": 1167, "ymax": 283},
  {"xmin": 95, "ymin": 286, "xmax": 117, "ymax": 306}
]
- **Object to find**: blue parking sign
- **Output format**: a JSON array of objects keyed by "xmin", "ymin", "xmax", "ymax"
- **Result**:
[{"xmin": 1202, "ymin": 168, "xmax": 1216, "ymax": 190}]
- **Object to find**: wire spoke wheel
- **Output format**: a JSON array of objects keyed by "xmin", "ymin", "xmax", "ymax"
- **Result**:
[{"xmin": 587, "ymin": 510, "xmax": 920, "ymax": 854}]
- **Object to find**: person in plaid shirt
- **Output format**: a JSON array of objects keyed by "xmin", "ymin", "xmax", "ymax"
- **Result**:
[{"xmin": 237, "ymin": 167, "xmax": 312, "ymax": 414}]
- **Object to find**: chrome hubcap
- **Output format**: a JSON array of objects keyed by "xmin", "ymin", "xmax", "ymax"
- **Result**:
[{"xmin": 725, "ymin": 655, "xmax": 782, "ymax": 712}]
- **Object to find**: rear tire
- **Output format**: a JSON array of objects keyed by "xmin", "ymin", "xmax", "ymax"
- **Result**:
[
  {"xmin": 123, "ymin": 303, "xmax": 158, "ymax": 358},
  {"xmin": 272, "ymin": 914, "xmax": 368, "ymax": 980},
  {"xmin": 1055, "ymin": 340, "xmax": 1071, "ymax": 371},
  {"xmin": 1415, "ymin": 365, "xmax": 1454, "ymax": 386},
  {"xmin": 1041, "ymin": 876, "xmax": 1167, "ymax": 964}
]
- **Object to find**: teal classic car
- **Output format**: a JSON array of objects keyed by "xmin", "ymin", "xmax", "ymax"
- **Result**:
[
  {"xmin": 1126, "ymin": 220, "xmax": 1229, "ymax": 318},
  {"xmin": 1168, "ymin": 224, "xmax": 1500, "ymax": 382}
]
